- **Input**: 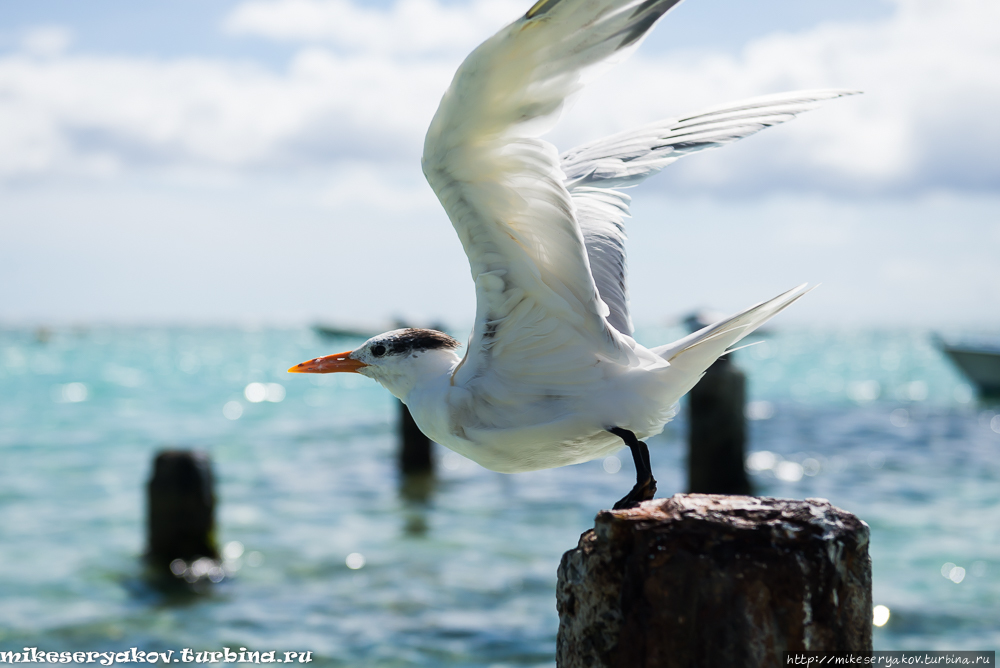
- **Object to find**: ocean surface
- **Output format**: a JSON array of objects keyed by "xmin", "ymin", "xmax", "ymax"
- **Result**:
[{"xmin": 1, "ymin": 325, "xmax": 998, "ymax": 665}]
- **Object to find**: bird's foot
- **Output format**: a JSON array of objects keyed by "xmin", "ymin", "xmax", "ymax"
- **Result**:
[{"xmin": 612, "ymin": 475, "xmax": 657, "ymax": 510}]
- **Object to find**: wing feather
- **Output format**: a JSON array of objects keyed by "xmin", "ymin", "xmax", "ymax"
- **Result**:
[
  {"xmin": 423, "ymin": 0, "xmax": 684, "ymax": 425},
  {"xmin": 566, "ymin": 89, "xmax": 858, "ymax": 335},
  {"xmin": 562, "ymin": 89, "xmax": 858, "ymax": 188}
]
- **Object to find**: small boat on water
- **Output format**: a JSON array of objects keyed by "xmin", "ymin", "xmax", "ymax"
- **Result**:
[
  {"xmin": 312, "ymin": 324, "xmax": 382, "ymax": 340},
  {"xmin": 312, "ymin": 320, "xmax": 452, "ymax": 341},
  {"xmin": 938, "ymin": 339, "xmax": 1000, "ymax": 397}
]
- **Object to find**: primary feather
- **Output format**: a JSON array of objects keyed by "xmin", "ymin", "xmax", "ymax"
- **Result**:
[{"xmin": 564, "ymin": 89, "xmax": 858, "ymax": 335}]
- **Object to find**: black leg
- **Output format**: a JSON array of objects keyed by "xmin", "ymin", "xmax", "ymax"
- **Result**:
[{"xmin": 608, "ymin": 427, "xmax": 657, "ymax": 510}]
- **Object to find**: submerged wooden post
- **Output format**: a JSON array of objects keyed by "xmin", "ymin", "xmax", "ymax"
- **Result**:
[
  {"xmin": 687, "ymin": 356, "xmax": 753, "ymax": 495},
  {"xmin": 398, "ymin": 401, "xmax": 433, "ymax": 475},
  {"xmin": 393, "ymin": 321, "xmax": 438, "ymax": 478},
  {"xmin": 147, "ymin": 450, "xmax": 219, "ymax": 570},
  {"xmin": 556, "ymin": 495, "xmax": 872, "ymax": 667}
]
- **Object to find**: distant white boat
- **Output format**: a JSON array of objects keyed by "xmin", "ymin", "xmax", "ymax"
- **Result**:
[
  {"xmin": 312, "ymin": 320, "xmax": 452, "ymax": 341},
  {"xmin": 312, "ymin": 323, "xmax": 382, "ymax": 340},
  {"xmin": 939, "ymin": 339, "xmax": 1000, "ymax": 397}
]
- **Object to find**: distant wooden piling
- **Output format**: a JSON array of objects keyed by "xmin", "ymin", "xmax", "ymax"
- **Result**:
[
  {"xmin": 687, "ymin": 356, "xmax": 753, "ymax": 495},
  {"xmin": 147, "ymin": 450, "xmax": 219, "ymax": 570},
  {"xmin": 391, "ymin": 321, "xmax": 440, "ymax": 478},
  {"xmin": 398, "ymin": 401, "xmax": 434, "ymax": 475},
  {"xmin": 556, "ymin": 495, "xmax": 872, "ymax": 667}
]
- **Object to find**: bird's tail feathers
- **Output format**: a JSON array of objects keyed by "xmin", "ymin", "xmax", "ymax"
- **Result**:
[{"xmin": 651, "ymin": 284, "xmax": 814, "ymax": 392}]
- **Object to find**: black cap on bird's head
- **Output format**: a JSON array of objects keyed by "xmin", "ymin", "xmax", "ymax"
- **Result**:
[{"xmin": 288, "ymin": 328, "xmax": 460, "ymax": 374}]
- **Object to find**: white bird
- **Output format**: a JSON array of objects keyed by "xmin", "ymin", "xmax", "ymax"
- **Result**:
[{"xmin": 290, "ymin": 0, "xmax": 854, "ymax": 509}]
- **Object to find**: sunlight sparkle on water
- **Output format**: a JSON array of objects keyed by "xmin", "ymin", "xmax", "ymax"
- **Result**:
[
  {"xmin": 223, "ymin": 401, "xmax": 243, "ymax": 420},
  {"xmin": 266, "ymin": 383, "xmax": 285, "ymax": 402},
  {"xmin": 953, "ymin": 385, "xmax": 973, "ymax": 403},
  {"xmin": 774, "ymin": 460, "xmax": 804, "ymax": 482},
  {"xmin": 244, "ymin": 382, "xmax": 268, "ymax": 403},
  {"xmin": 245, "ymin": 382, "xmax": 286, "ymax": 403},
  {"xmin": 746, "ymin": 450, "xmax": 778, "ymax": 472},
  {"xmin": 178, "ymin": 353, "xmax": 200, "ymax": 374},
  {"xmin": 747, "ymin": 450, "xmax": 824, "ymax": 480},
  {"xmin": 4, "ymin": 347, "xmax": 27, "ymax": 371},
  {"xmin": 847, "ymin": 380, "xmax": 881, "ymax": 403},
  {"xmin": 602, "ymin": 456, "xmax": 621, "ymax": 474},
  {"xmin": 941, "ymin": 562, "xmax": 966, "ymax": 583},
  {"xmin": 745, "ymin": 400, "xmax": 775, "ymax": 421},
  {"xmin": 346, "ymin": 553, "xmax": 366, "ymax": 570},
  {"xmin": 873, "ymin": 605, "xmax": 890, "ymax": 627},
  {"xmin": 53, "ymin": 382, "xmax": 88, "ymax": 403},
  {"xmin": 103, "ymin": 365, "xmax": 144, "ymax": 387},
  {"xmin": 223, "ymin": 541, "xmax": 245, "ymax": 561},
  {"xmin": 902, "ymin": 380, "xmax": 928, "ymax": 401},
  {"xmin": 801, "ymin": 458, "xmax": 821, "ymax": 477},
  {"xmin": 442, "ymin": 452, "xmax": 463, "ymax": 471}
]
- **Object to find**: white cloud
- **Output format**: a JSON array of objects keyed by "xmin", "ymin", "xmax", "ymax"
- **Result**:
[
  {"xmin": 0, "ymin": 47, "xmax": 453, "ymax": 179},
  {"xmin": 223, "ymin": 0, "xmax": 524, "ymax": 56},
  {"xmin": 0, "ymin": 0, "xmax": 997, "ymax": 197},
  {"xmin": 317, "ymin": 162, "xmax": 438, "ymax": 214},
  {"xmin": 20, "ymin": 26, "xmax": 73, "ymax": 58},
  {"xmin": 556, "ymin": 0, "xmax": 1000, "ymax": 195}
]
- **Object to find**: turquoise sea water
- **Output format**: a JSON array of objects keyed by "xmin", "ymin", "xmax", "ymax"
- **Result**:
[{"xmin": 1, "ymin": 325, "xmax": 998, "ymax": 665}]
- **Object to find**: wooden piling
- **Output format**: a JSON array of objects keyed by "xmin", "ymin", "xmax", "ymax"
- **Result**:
[
  {"xmin": 146, "ymin": 450, "xmax": 219, "ymax": 570},
  {"xmin": 687, "ymin": 356, "xmax": 753, "ymax": 495},
  {"xmin": 392, "ymin": 321, "xmax": 441, "ymax": 478},
  {"xmin": 398, "ymin": 400, "xmax": 434, "ymax": 475},
  {"xmin": 556, "ymin": 494, "xmax": 872, "ymax": 667}
]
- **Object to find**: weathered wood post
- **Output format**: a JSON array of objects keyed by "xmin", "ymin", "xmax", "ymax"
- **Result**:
[
  {"xmin": 687, "ymin": 355, "xmax": 753, "ymax": 495},
  {"xmin": 398, "ymin": 400, "xmax": 436, "ymax": 514},
  {"xmin": 146, "ymin": 450, "xmax": 219, "ymax": 573},
  {"xmin": 394, "ymin": 321, "xmax": 440, "ymax": 479},
  {"xmin": 556, "ymin": 494, "xmax": 872, "ymax": 667},
  {"xmin": 398, "ymin": 401, "xmax": 433, "ymax": 475}
]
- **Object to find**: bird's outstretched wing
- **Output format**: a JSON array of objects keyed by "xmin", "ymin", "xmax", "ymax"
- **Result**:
[
  {"xmin": 565, "ymin": 90, "xmax": 858, "ymax": 335},
  {"xmin": 422, "ymin": 0, "xmax": 683, "ymax": 424}
]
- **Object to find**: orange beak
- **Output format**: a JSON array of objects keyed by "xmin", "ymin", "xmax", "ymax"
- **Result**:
[{"xmin": 288, "ymin": 350, "xmax": 368, "ymax": 374}]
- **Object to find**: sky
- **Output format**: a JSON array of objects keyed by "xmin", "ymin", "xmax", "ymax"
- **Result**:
[{"xmin": 1, "ymin": 0, "xmax": 998, "ymax": 329}]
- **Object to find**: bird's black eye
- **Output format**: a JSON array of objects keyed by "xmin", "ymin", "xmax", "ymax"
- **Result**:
[{"xmin": 371, "ymin": 344, "xmax": 387, "ymax": 357}]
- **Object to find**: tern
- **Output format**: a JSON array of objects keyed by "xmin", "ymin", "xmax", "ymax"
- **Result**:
[{"xmin": 290, "ymin": 0, "xmax": 854, "ymax": 509}]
